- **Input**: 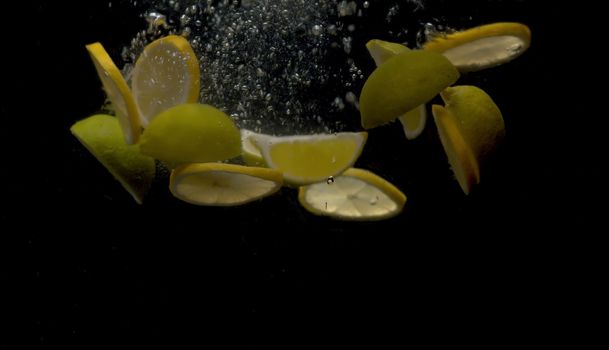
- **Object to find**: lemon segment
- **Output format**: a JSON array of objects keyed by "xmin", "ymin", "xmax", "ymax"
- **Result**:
[
  {"xmin": 252, "ymin": 132, "xmax": 367, "ymax": 186},
  {"xmin": 240, "ymin": 129, "xmax": 266, "ymax": 167},
  {"xmin": 170, "ymin": 163, "xmax": 283, "ymax": 206},
  {"xmin": 398, "ymin": 105, "xmax": 427, "ymax": 140},
  {"xmin": 298, "ymin": 168, "xmax": 406, "ymax": 221},
  {"xmin": 360, "ymin": 50, "xmax": 459, "ymax": 129},
  {"xmin": 70, "ymin": 114, "xmax": 156, "ymax": 204},
  {"xmin": 431, "ymin": 105, "xmax": 480, "ymax": 195},
  {"xmin": 440, "ymin": 86, "xmax": 505, "ymax": 163},
  {"xmin": 365, "ymin": 39, "xmax": 409, "ymax": 66},
  {"xmin": 132, "ymin": 35, "xmax": 200, "ymax": 126},
  {"xmin": 423, "ymin": 22, "xmax": 531, "ymax": 72},
  {"xmin": 86, "ymin": 43, "xmax": 141, "ymax": 144},
  {"xmin": 139, "ymin": 103, "xmax": 241, "ymax": 165}
]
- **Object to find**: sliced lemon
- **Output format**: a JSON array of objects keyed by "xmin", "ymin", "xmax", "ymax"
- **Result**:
[
  {"xmin": 70, "ymin": 114, "xmax": 156, "ymax": 204},
  {"xmin": 86, "ymin": 43, "xmax": 141, "ymax": 144},
  {"xmin": 432, "ymin": 105, "xmax": 480, "ymax": 195},
  {"xmin": 360, "ymin": 50, "xmax": 459, "ymax": 129},
  {"xmin": 365, "ymin": 40, "xmax": 428, "ymax": 140},
  {"xmin": 365, "ymin": 39, "xmax": 409, "ymax": 66},
  {"xmin": 169, "ymin": 163, "xmax": 283, "ymax": 206},
  {"xmin": 132, "ymin": 35, "xmax": 200, "ymax": 126},
  {"xmin": 139, "ymin": 103, "xmax": 241, "ymax": 165},
  {"xmin": 298, "ymin": 168, "xmax": 406, "ymax": 221},
  {"xmin": 240, "ymin": 129, "xmax": 266, "ymax": 167},
  {"xmin": 252, "ymin": 132, "xmax": 367, "ymax": 186},
  {"xmin": 440, "ymin": 86, "xmax": 505, "ymax": 163},
  {"xmin": 423, "ymin": 22, "xmax": 531, "ymax": 72}
]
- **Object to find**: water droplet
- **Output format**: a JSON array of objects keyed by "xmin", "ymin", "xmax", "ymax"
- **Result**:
[
  {"xmin": 327, "ymin": 176, "xmax": 335, "ymax": 184},
  {"xmin": 363, "ymin": 1, "xmax": 370, "ymax": 9},
  {"xmin": 311, "ymin": 24, "xmax": 323, "ymax": 36}
]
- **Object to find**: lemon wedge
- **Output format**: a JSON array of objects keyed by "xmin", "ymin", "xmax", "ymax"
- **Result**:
[
  {"xmin": 240, "ymin": 129, "xmax": 266, "ymax": 167},
  {"xmin": 132, "ymin": 35, "xmax": 200, "ymax": 126},
  {"xmin": 398, "ymin": 105, "xmax": 427, "ymax": 140},
  {"xmin": 298, "ymin": 168, "xmax": 406, "ymax": 221},
  {"xmin": 86, "ymin": 43, "xmax": 141, "ymax": 144},
  {"xmin": 360, "ymin": 50, "xmax": 459, "ymax": 129},
  {"xmin": 71, "ymin": 114, "xmax": 156, "ymax": 204},
  {"xmin": 139, "ymin": 103, "xmax": 241, "ymax": 165},
  {"xmin": 431, "ymin": 105, "xmax": 480, "ymax": 195},
  {"xmin": 251, "ymin": 132, "xmax": 367, "ymax": 186},
  {"xmin": 365, "ymin": 39, "xmax": 409, "ymax": 66},
  {"xmin": 169, "ymin": 163, "xmax": 283, "ymax": 206},
  {"xmin": 423, "ymin": 22, "xmax": 531, "ymax": 72}
]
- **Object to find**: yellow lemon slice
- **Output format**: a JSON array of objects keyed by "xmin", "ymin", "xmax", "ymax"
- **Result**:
[
  {"xmin": 423, "ymin": 22, "xmax": 531, "ymax": 72},
  {"xmin": 360, "ymin": 50, "xmax": 459, "ymax": 129},
  {"xmin": 169, "ymin": 163, "xmax": 283, "ymax": 206},
  {"xmin": 298, "ymin": 168, "xmax": 406, "ymax": 221},
  {"xmin": 240, "ymin": 129, "xmax": 266, "ymax": 167},
  {"xmin": 252, "ymin": 132, "xmax": 367, "ymax": 187},
  {"xmin": 86, "ymin": 43, "xmax": 141, "ymax": 144},
  {"xmin": 70, "ymin": 114, "xmax": 156, "ymax": 204},
  {"xmin": 431, "ymin": 105, "xmax": 480, "ymax": 195},
  {"xmin": 139, "ymin": 103, "xmax": 241, "ymax": 165},
  {"xmin": 132, "ymin": 35, "xmax": 200, "ymax": 126},
  {"xmin": 365, "ymin": 39, "xmax": 410, "ymax": 66}
]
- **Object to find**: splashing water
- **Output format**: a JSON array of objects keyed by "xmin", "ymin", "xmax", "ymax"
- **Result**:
[{"xmin": 121, "ymin": 0, "xmax": 428, "ymax": 135}]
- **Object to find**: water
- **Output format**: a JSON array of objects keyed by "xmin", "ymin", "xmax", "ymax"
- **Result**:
[{"xmin": 120, "ymin": 0, "xmax": 428, "ymax": 135}]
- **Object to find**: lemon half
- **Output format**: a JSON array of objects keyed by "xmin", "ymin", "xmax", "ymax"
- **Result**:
[
  {"xmin": 423, "ymin": 22, "xmax": 531, "ymax": 72},
  {"xmin": 132, "ymin": 35, "xmax": 201, "ymax": 126},
  {"xmin": 252, "ymin": 132, "xmax": 367, "ymax": 186},
  {"xmin": 86, "ymin": 43, "xmax": 141, "ymax": 144},
  {"xmin": 170, "ymin": 163, "xmax": 283, "ymax": 206},
  {"xmin": 298, "ymin": 168, "xmax": 406, "ymax": 221},
  {"xmin": 71, "ymin": 114, "xmax": 155, "ymax": 204}
]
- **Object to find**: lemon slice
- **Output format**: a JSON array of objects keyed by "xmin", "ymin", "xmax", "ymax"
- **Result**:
[
  {"xmin": 298, "ymin": 168, "xmax": 406, "ymax": 221},
  {"xmin": 169, "ymin": 163, "xmax": 283, "ymax": 206},
  {"xmin": 252, "ymin": 132, "xmax": 367, "ymax": 186},
  {"xmin": 240, "ymin": 129, "xmax": 266, "ymax": 167},
  {"xmin": 432, "ymin": 105, "xmax": 480, "ymax": 195},
  {"xmin": 70, "ymin": 114, "xmax": 156, "ymax": 204},
  {"xmin": 86, "ymin": 43, "xmax": 141, "ymax": 144},
  {"xmin": 423, "ymin": 22, "xmax": 531, "ymax": 72},
  {"xmin": 365, "ymin": 40, "xmax": 428, "ymax": 140},
  {"xmin": 360, "ymin": 50, "xmax": 459, "ymax": 129},
  {"xmin": 139, "ymin": 103, "xmax": 241, "ymax": 165},
  {"xmin": 132, "ymin": 35, "xmax": 200, "ymax": 126}
]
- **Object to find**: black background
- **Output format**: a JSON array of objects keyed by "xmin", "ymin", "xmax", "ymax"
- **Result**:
[{"xmin": 2, "ymin": 0, "xmax": 602, "ymax": 347}]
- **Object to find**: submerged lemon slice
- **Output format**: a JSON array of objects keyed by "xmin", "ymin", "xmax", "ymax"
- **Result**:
[
  {"xmin": 170, "ymin": 163, "xmax": 283, "ymax": 206},
  {"xmin": 71, "ymin": 114, "xmax": 156, "ymax": 204},
  {"xmin": 132, "ymin": 35, "xmax": 200, "ymax": 126},
  {"xmin": 86, "ymin": 43, "xmax": 141, "ymax": 144},
  {"xmin": 298, "ymin": 168, "xmax": 406, "ymax": 221},
  {"xmin": 360, "ymin": 50, "xmax": 459, "ymax": 129},
  {"xmin": 139, "ymin": 103, "xmax": 241, "ymax": 165},
  {"xmin": 423, "ymin": 22, "xmax": 531, "ymax": 72},
  {"xmin": 252, "ymin": 132, "xmax": 367, "ymax": 186},
  {"xmin": 365, "ymin": 39, "xmax": 427, "ymax": 140},
  {"xmin": 240, "ymin": 129, "xmax": 266, "ymax": 167}
]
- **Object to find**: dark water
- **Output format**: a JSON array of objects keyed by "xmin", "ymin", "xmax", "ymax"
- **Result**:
[{"xmin": 2, "ymin": 0, "xmax": 601, "ymax": 347}]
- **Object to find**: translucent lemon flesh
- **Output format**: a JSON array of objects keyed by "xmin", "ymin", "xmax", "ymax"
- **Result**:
[
  {"xmin": 70, "ymin": 114, "xmax": 155, "ymax": 204},
  {"xmin": 132, "ymin": 35, "xmax": 201, "ymax": 126},
  {"xmin": 298, "ymin": 168, "xmax": 406, "ymax": 221},
  {"xmin": 253, "ymin": 132, "xmax": 367, "ymax": 186},
  {"xmin": 139, "ymin": 103, "xmax": 241, "ymax": 165},
  {"xmin": 360, "ymin": 50, "xmax": 459, "ymax": 129},
  {"xmin": 170, "ymin": 163, "xmax": 283, "ymax": 206}
]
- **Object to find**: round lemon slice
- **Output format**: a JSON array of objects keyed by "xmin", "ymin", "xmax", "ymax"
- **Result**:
[
  {"xmin": 423, "ymin": 22, "xmax": 531, "ymax": 72},
  {"xmin": 251, "ymin": 132, "xmax": 367, "ymax": 187},
  {"xmin": 169, "ymin": 163, "xmax": 283, "ymax": 206},
  {"xmin": 70, "ymin": 114, "xmax": 156, "ymax": 204},
  {"xmin": 132, "ymin": 35, "xmax": 200, "ymax": 126},
  {"xmin": 298, "ymin": 168, "xmax": 406, "ymax": 221},
  {"xmin": 365, "ymin": 40, "xmax": 427, "ymax": 140},
  {"xmin": 240, "ymin": 129, "xmax": 266, "ymax": 167},
  {"xmin": 86, "ymin": 43, "xmax": 141, "ymax": 144}
]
